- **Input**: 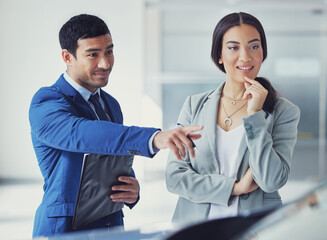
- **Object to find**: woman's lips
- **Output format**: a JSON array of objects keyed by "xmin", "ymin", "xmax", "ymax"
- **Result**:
[{"xmin": 237, "ymin": 65, "xmax": 254, "ymax": 74}]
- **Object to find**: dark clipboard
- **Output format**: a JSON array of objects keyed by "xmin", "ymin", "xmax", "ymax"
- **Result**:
[{"xmin": 72, "ymin": 153, "xmax": 134, "ymax": 230}]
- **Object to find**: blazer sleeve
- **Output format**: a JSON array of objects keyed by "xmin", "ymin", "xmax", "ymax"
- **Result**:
[
  {"xmin": 29, "ymin": 87, "xmax": 159, "ymax": 157},
  {"xmin": 242, "ymin": 99, "xmax": 300, "ymax": 193},
  {"xmin": 165, "ymin": 96, "xmax": 235, "ymax": 206}
]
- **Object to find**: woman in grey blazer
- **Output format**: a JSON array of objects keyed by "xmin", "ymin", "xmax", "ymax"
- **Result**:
[{"xmin": 165, "ymin": 12, "xmax": 300, "ymax": 223}]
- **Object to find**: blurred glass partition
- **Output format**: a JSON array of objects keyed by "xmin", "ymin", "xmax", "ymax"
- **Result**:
[{"xmin": 145, "ymin": 0, "xmax": 327, "ymax": 181}]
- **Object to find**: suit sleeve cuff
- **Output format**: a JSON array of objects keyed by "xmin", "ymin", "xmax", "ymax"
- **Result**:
[{"xmin": 148, "ymin": 130, "xmax": 161, "ymax": 155}]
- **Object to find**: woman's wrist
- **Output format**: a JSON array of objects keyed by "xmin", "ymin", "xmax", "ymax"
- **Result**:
[{"xmin": 232, "ymin": 182, "xmax": 242, "ymax": 196}]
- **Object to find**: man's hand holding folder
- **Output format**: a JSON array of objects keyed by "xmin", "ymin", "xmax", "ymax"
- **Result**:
[
  {"xmin": 110, "ymin": 176, "xmax": 139, "ymax": 203},
  {"xmin": 72, "ymin": 154, "xmax": 135, "ymax": 230}
]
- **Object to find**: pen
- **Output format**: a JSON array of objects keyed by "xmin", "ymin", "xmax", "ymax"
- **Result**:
[{"xmin": 177, "ymin": 123, "xmax": 199, "ymax": 153}]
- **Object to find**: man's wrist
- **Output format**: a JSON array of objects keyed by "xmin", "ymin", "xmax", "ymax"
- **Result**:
[{"xmin": 148, "ymin": 130, "xmax": 161, "ymax": 155}]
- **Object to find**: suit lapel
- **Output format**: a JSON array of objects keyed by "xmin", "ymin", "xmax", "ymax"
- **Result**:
[
  {"xmin": 55, "ymin": 75, "xmax": 98, "ymax": 120},
  {"xmin": 100, "ymin": 89, "xmax": 119, "ymax": 123}
]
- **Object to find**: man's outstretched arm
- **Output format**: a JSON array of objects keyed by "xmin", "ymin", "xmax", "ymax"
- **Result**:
[{"xmin": 153, "ymin": 125, "xmax": 203, "ymax": 160}]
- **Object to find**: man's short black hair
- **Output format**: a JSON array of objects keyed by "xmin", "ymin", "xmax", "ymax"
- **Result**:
[{"xmin": 59, "ymin": 14, "xmax": 110, "ymax": 57}]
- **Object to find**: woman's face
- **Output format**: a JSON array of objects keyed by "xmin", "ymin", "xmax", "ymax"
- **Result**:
[{"xmin": 219, "ymin": 24, "xmax": 263, "ymax": 83}]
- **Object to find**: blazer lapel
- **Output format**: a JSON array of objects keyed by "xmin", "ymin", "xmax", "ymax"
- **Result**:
[
  {"xmin": 235, "ymin": 133, "xmax": 248, "ymax": 179},
  {"xmin": 203, "ymin": 83, "xmax": 248, "ymax": 177},
  {"xmin": 100, "ymin": 89, "xmax": 117, "ymax": 123},
  {"xmin": 74, "ymin": 94, "xmax": 98, "ymax": 120},
  {"xmin": 202, "ymin": 82, "xmax": 248, "ymax": 175},
  {"xmin": 55, "ymin": 75, "xmax": 98, "ymax": 120},
  {"xmin": 203, "ymin": 84, "xmax": 224, "ymax": 169}
]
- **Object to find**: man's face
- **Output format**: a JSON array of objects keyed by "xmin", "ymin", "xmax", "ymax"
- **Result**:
[{"xmin": 67, "ymin": 34, "xmax": 114, "ymax": 92}]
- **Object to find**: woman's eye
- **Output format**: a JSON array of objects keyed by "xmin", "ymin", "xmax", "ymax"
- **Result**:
[
  {"xmin": 250, "ymin": 45, "xmax": 260, "ymax": 50},
  {"xmin": 228, "ymin": 46, "xmax": 238, "ymax": 50}
]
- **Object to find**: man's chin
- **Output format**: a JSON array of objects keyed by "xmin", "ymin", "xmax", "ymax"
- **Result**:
[{"xmin": 93, "ymin": 78, "xmax": 109, "ymax": 88}]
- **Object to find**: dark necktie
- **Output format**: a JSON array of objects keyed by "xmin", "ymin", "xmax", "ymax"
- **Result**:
[{"xmin": 89, "ymin": 93, "xmax": 110, "ymax": 121}]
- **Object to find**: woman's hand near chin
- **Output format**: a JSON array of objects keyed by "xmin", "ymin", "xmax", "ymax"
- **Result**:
[{"xmin": 242, "ymin": 76, "xmax": 268, "ymax": 115}]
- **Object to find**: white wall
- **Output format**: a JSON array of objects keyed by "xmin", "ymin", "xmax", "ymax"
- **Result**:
[{"xmin": 0, "ymin": 0, "xmax": 146, "ymax": 179}]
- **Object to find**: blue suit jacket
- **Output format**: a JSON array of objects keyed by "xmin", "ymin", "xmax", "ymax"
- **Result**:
[{"xmin": 29, "ymin": 74, "xmax": 159, "ymax": 237}]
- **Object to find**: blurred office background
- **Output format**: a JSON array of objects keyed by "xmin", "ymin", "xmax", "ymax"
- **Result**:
[{"xmin": 0, "ymin": 0, "xmax": 326, "ymax": 239}]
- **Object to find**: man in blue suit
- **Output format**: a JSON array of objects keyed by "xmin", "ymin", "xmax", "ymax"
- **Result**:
[{"xmin": 29, "ymin": 14, "xmax": 202, "ymax": 237}]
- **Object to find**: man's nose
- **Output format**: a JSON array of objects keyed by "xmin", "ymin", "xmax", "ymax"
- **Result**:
[{"xmin": 98, "ymin": 56, "xmax": 110, "ymax": 69}]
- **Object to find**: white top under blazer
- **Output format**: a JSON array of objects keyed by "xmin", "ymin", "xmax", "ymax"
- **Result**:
[{"xmin": 208, "ymin": 124, "xmax": 244, "ymax": 219}]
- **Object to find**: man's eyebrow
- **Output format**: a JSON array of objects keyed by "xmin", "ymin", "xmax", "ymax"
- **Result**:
[
  {"xmin": 85, "ymin": 44, "xmax": 114, "ymax": 52},
  {"xmin": 107, "ymin": 44, "xmax": 114, "ymax": 49}
]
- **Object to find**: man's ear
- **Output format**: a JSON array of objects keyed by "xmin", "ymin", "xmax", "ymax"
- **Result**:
[{"xmin": 62, "ymin": 49, "xmax": 74, "ymax": 66}]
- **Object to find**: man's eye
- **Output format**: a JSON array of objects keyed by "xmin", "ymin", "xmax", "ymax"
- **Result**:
[
  {"xmin": 106, "ymin": 50, "xmax": 113, "ymax": 55},
  {"xmin": 88, "ymin": 53, "xmax": 97, "ymax": 57}
]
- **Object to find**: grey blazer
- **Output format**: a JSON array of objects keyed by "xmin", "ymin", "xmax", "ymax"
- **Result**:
[{"xmin": 165, "ymin": 82, "xmax": 300, "ymax": 223}]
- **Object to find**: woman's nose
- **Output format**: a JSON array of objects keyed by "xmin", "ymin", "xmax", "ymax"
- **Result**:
[{"xmin": 239, "ymin": 49, "xmax": 252, "ymax": 62}]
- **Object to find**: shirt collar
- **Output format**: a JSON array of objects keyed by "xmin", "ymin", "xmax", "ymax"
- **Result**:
[{"xmin": 63, "ymin": 72, "xmax": 101, "ymax": 102}]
